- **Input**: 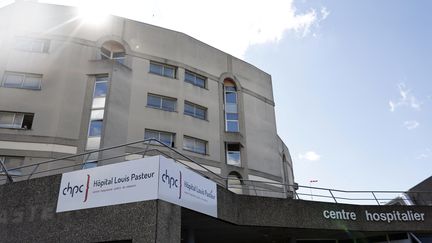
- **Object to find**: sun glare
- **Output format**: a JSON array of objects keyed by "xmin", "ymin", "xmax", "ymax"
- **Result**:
[{"xmin": 77, "ymin": 2, "xmax": 109, "ymax": 25}]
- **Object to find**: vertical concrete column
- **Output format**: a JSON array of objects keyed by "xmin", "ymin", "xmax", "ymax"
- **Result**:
[
  {"xmin": 100, "ymin": 65, "xmax": 132, "ymax": 165},
  {"xmin": 155, "ymin": 200, "xmax": 181, "ymax": 243}
]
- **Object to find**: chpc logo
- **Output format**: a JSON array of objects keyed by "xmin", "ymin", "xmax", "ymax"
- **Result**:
[
  {"xmin": 161, "ymin": 169, "xmax": 182, "ymax": 199},
  {"xmin": 62, "ymin": 174, "xmax": 91, "ymax": 202}
]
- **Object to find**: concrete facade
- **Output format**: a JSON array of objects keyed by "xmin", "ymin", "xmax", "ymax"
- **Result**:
[
  {"xmin": 0, "ymin": 175, "xmax": 180, "ymax": 243},
  {"xmin": 1, "ymin": 173, "xmax": 431, "ymax": 243},
  {"xmin": 0, "ymin": 1, "xmax": 293, "ymax": 195}
]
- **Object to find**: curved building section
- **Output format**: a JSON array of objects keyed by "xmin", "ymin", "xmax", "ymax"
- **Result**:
[{"xmin": 0, "ymin": 1, "xmax": 294, "ymax": 196}]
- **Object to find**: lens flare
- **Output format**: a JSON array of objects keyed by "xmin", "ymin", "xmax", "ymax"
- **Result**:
[{"xmin": 77, "ymin": 2, "xmax": 109, "ymax": 25}]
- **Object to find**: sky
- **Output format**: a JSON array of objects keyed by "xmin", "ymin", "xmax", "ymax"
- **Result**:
[
  {"xmin": 4, "ymin": 0, "xmax": 430, "ymax": 194},
  {"xmin": 243, "ymin": 0, "xmax": 432, "ymax": 193}
]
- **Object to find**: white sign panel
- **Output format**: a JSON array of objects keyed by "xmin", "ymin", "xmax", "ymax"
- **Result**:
[
  {"xmin": 56, "ymin": 157, "xmax": 159, "ymax": 212},
  {"xmin": 158, "ymin": 157, "xmax": 217, "ymax": 217}
]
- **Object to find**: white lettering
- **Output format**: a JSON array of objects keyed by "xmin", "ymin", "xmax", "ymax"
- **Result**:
[
  {"xmin": 365, "ymin": 210, "xmax": 426, "ymax": 223},
  {"xmin": 323, "ymin": 210, "xmax": 330, "ymax": 219},
  {"xmin": 322, "ymin": 210, "xmax": 356, "ymax": 220}
]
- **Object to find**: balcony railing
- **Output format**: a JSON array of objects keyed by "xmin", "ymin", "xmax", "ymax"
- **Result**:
[{"xmin": 1, "ymin": 139, "xmax": 430, "ymax": 206}]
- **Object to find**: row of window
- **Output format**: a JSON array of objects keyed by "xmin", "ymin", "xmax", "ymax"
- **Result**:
[
  {"xmin": 143, "ymin": 129, "xmax": 241, "ymax": 166},
  {"xmin": 0, "ymin": 95, "xmax": 232, "ymax": 133},
  {"xmin": 10, "ymin": 37, "xmax": 207, "ymax": 89},
  {"xmin": 0, "ymin": 115, "xmax": 236, "ymax": 163},
  {"xmin": 5, "ymin": 37, "xmax": 47, "ymax": 91},
  {"xmin": 0, "ymin": 112, "xmax": 239, "ymax": 164},
  {"xmin": 149, "ymin": 62, "xmax": 207, "ymax": 89},
  {"xmin": 5, "ymin": 38, "xmax": 239, "ymax": 134},
  {"xmin": 147, "ymin": 93, "xmax": 207, "ymax": 120},
  {"xmin": 144, "ymin": 129, "xmax": 207, "ymax": 155},
  {"xmin": 1, "ymin": 91, "xmax": 235, "ymax": 133},
  {"xmin": 1, "ymin": 71, "xmax": 42, "ymax": 90},
  {"xmin": 0, "ymin": 67, "xmax": 206, "ymax": 92},
  {"xmin": 0, "ymin": 100, "xmax": 233, "ymax": 133},
  {"xmin": 146, "ymin": 80, "xmax": 240, "ymax": 132},
  {"xmin": 15, "ymin": 37, "xmax": 50, "ymax": 53},
  {"xmin": 100, "ymin": 42, "xmax": 205, "ymax": 82},
  {"xmin": 0, "ymin": 112, "xmax": 239, "ymax": 165}
]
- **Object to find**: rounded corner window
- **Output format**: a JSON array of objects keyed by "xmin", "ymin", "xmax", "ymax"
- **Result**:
[{"xmin": 100, "ymin": 40, "xmax": 126, "ymax": 64}]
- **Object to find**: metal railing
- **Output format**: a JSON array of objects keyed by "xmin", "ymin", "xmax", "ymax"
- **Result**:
[
  {"xmin": 0, "ymin": 138, "xmax": 226, "ymax": 187},
  {"xmin": 227, "ymin": 180, "xmax": 432, "ymax": 205},
  {"xmin": 1, "ymin": 139, "xmax": 431, "ymax": 206}
]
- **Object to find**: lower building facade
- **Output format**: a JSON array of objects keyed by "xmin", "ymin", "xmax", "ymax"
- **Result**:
[
  {"xmin": 0, "ymin": 1, "xmax": 294, "ymax": 197},
  {"xmin": 1, "ymin": 172, "xmax": 431, "ymax": 243}
]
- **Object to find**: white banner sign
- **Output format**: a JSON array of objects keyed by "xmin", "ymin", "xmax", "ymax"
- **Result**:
[
  {"xmin": 57, "ymin": 156, "xmax": 217, "ymax": 217},
  {"xmin": 158, "ymin": 157, "xmax": 217, "ymax": 217},
  {"xmin": 56, "ymin": 157, "xmax": 159, "ymax": 212}
]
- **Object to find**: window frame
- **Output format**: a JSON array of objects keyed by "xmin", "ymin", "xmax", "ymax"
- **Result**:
[
  {"xmin": 85, "ymin": 75, "xmax": 109, "ymax": 151},
  {"xmin": 224, "ymin": 84, "xmax": 239, "ymax": 132},
  {"xmin": 225, "ymin": 113, "xmax": 239, "ymax": 132},
  {"xmin": 1, "ymin": 71, "xmax": 42, "ymax": 90},
  {"xmin": 144, "ymin": 129, "xmax": 176, "ymax": 148},
  {"xmin": 147, "ymin": 93, "xmax": 177, "ymax": 112},
  {"xmin": 149, "ymin": 61, "xmax": 177, "ymax": 79},
  {"xmin": 93, "ymin": 80, "xmax": 108, "ymax": 98},
  {"xmin": 100, "ymin": 46, "xmax": 126, "ymax": 64},
  {"xmin": 183, "ymin": 136, "xmax": 207, "ymax": 155},
  {"xmin": 184, "ymin": 70, "xmax": 206, "ymax": 88},
  {"xmin": 88, "ymin": 119, "xmax": 104, "ymax": 137},
  {"xmin": 0, "ymin": 111, "xmax": 34, "ymax": 130},
  {"xmin": 184, "ymin": 101, "xmax": 207, "ymax": 120},
  {"xmin": 15, "ymin": 37, "xmax": 50, "ymax": 53},
  {"xmin": 224, "ymin": 86, "xmax": 238, "ymax": 105},
  {"xmin": 226, "ymin": 143, "xmax": 241, "ymax": 167},
  {"xmin": 91, "ymin": 76, "xmax": 109, "ymax": 109}
]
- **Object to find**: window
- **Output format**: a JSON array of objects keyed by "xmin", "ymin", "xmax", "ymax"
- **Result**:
[
  {"xmin": 225, "ymin": 86, "xmax": 237, "ymax": 103},
  {"xmin": 0, "ymin": 156, "xmax": 24, "ymax": 176},
  {"xmin": 82, "ymin": 160, "xmax": 98, "ymax": 169},
  {"xmin": 226, "ymin": 143, "xmax": 241, "ymax": 166},
  {"xmin": 85, "ymin": 75, "xmax": 108, "ymax": 151},
  {"xmin": 93, "ymin": 81, "xmax": 108, "ymax": 97},
  {"xmin": 88, "ymin": 120, "xmax": 103, "ymax": 137},
  {"xmin": 92, "ymin": 76, "xmax": 109, "ymax": 109},
  {"xmin": 149, "ymin": 62, "xmax": 176, "ymax": 78},
  {"xmin": 184, "ymin": 101, "xmax": 207, "ymax": 120},
  {"xmin": 144, "ymin": 129, "xmax": 175, "ymax": 147},
  {"xmin": 15, "ymin": 37, "xmax": 50, "ymax": 53},
  {"xmin": 147, "ymin": 94, "xmax": 176, "ymax": 112},
  {"xmin": 0, "ymin": 112, "xmax": 34, "ymax": 129},
  {"xmin": 225, "ymin": 113, "xmax": 239, "ymax": 132},
  {"xmin": 100, "ymin": 40, "xmax": 126, "ymax": 64},
  {"xmin": 183, "ymin": 136, "xmax": 207, "ymax": 154},
  {"xmin": 185, "ymin": 70, "xmax": 206, "ymax": 88},
  {"xmin": 2, "ymin": 72, "xmax": 42, "ymax": 90},
  {"xmin": 224, "ymin": 80, "xmax": 239, "ymax": 132}
]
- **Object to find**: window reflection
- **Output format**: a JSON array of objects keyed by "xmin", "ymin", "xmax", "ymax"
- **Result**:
[
  {"xmin": 89, "ymin": 120, "xmax": 103, "ymax": 137},
  {"xmin": 94, "ymin": 82, "xmax": 107, "ymax": 97}
]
